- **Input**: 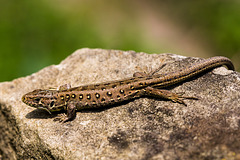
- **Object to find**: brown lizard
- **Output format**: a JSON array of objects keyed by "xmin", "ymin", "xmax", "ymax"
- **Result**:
[{"xmin": 22, "ymin": 56, "xmax": 235, "ymax": 122}]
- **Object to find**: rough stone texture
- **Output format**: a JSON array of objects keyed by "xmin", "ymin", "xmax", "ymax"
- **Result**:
[{"xmin": 1, "ymin": 48, "xmax": 240, "ymax": 160}]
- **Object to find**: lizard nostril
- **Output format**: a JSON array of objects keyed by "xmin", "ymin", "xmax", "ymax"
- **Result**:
[{"xmin": 22, "ymin": 96, "xmax": 26, "ymax": 102}]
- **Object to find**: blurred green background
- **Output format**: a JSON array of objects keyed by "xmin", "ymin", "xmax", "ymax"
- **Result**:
[{"xmin": 0, "ymin": 0, "xmax": 239, "ymax": 82}]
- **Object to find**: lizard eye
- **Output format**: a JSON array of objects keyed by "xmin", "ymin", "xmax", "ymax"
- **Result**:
[{"xmin": 50, "ymin": 101, "xmax": 55, "ymax": 107}]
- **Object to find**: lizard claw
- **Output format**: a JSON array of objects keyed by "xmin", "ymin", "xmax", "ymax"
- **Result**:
[{"xmin": 53, "ymin": 113, "xmax": 68, "ymax": 123}]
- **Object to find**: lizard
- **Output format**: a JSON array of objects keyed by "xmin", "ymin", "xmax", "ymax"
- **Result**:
[{"xmin": 22, "ymin": 56, "xmax": 235, "ymax": 122}]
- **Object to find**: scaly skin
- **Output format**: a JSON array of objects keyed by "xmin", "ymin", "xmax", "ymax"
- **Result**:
[{"xmin": 22, "ymin": 56, "xmax": 234, "ymax": 122}]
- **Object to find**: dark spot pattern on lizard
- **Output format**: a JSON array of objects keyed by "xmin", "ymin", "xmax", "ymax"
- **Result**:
[
  {"xmin": 107, "ymin": 92, "xmax": 112, "ymax": 97},
  {"xmin": 120, "ymin": 89, "xmax": 124, "ymax": 94},
  {"xmin": 87, "ymin": 94, "xmax": 91, "ymax": 99},
  {"xmin": 79, "ymin": 94, "xmax": 83, "ymax": 100},
  {"xmin": 95, "ymin": 93, "xmax": 100, "ymax": 99},
  {"xmin": 21, "ymin": 56, "xmax": 235, "ymax": 122},
  {"xmin": 71, "ymin": 94, "xmax": 76, "ymax": 98}
]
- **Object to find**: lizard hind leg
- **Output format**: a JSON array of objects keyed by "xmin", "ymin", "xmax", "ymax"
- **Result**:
[
  {"xmin": 144, "ymin": 87, "xmax": 198, "ymax": 106},
  {"xmin": 133, "ymin": 71, "xmax": 148, "ymax": 77},
  {"xmin": 50, "ymin": 84, "xmax": 72, "ymax": 91},
  {"xmin": 57, "ymin": 84, "xmax": 72, "ymax": 91},
  {"xmin": 133, "ymin": 60, "xmax": 167, "ymax": 78}
]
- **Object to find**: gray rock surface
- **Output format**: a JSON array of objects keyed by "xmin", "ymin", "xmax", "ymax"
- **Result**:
[{"xmin": 1, "ymin": 48, "xmax": 240, "ymax": 160}]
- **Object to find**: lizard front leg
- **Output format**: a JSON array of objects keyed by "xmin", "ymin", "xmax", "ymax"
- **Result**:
[
  {"xmin": 144, "ymin": 87, "xmax": 198, "ymax": 106},
  {"xmin": 133, "ymin": 61, "xmax": 167, "ymax": 77},
  {"xmin": 54, "ymin": 102, "xmax": 77, "ymax": 122}
]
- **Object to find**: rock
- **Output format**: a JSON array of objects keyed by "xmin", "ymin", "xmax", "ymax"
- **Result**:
[{"xmin": 0, "ymin": 48, "xmax": 240, "ymax": 160}]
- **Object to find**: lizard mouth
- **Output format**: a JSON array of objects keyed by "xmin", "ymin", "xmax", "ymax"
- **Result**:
[
  {"xmin": 21, "ymin": 95, "xmax": 28, "ymax": 103},
  {"xmin": 37, "ymin": 106, "xmax": 52, "ymax": 114},
  {"xmin": 22, "ymin": 95, "xmax": 40, "ymax": 108}
]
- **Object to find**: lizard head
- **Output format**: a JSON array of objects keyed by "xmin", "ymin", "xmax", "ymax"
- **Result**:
[{"xmin": 22, "ymin": 89, "xmax": 64, "ymax": 114}]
